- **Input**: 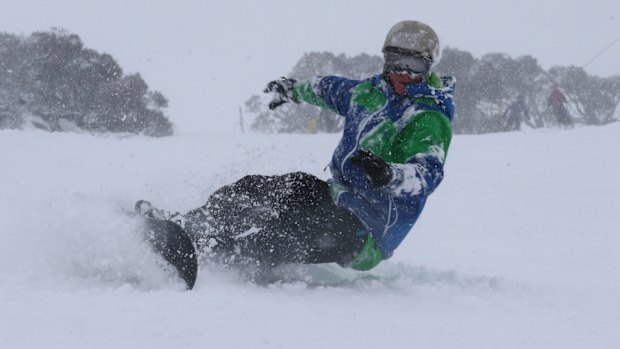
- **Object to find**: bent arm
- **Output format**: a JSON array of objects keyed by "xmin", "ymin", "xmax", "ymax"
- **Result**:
[{"xmin": 387, "ymin": 111, "xmax": 452, "ymax": 197}]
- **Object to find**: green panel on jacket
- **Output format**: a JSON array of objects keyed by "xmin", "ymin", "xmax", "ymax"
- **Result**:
[
  {"xmin": 393, "ymin": 111, "xmax": 452, "ymax": 163},
  {"xmin": 351, "ymin": 81, "xmax": 387, "ymax": 113},
  {"xmin": 361, "ymin": 111, "xmax": 452, "ymax": 164},
  {"xmin": 349, "ymin": 235, "xmax": 383, "ymax": 271},
  {"xmin": 293, "ymin": 80, "xmax": 332, "ymax": 110}
]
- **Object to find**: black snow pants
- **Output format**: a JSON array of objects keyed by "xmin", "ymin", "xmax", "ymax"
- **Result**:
[{"xmin": 183, "ymin": 172, "xmax": 366, "ymax": 268}]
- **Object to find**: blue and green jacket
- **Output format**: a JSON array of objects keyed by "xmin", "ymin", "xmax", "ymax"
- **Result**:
[{"xmin": 293, "ymin": 73, "xmax": 455, "ymax": 270}]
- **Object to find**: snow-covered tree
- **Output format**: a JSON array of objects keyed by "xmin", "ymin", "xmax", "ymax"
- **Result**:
[{"xmin": 0, "ymin": 28, "xmax": 173, "ymax": 136}]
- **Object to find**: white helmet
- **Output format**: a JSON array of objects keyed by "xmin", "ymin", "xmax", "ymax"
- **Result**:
[{"xmin": 383, "ymin": 20, "xmax": 440, "ymax": 64}]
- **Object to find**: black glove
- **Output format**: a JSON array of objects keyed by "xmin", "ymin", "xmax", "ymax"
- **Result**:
[
  {"xmin": 351, "ymin": 149, "xmax": 394, "ymax": 187},
  {"xmin": 264, "ymin": 77, "xmax": 298, "ymax": 110}
]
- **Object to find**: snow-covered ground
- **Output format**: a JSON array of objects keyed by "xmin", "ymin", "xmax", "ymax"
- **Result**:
[{"xmin": 1, "ymin": 124, "xmax": 619, "ymax": 348}]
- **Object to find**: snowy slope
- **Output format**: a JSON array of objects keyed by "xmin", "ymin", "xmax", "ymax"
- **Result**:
[{"xmin": 1, "ymin": 124, "xmax": 619, "ymax": 349}]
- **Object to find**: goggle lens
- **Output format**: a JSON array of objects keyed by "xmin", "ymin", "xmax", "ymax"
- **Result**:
[{"xmin": 384, "ymin": 52, "xmax": 430, "ymax": 74}]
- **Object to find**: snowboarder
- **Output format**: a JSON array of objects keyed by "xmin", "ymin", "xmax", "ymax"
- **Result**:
[{"xmin": 138, "ymin": 20, "xmax": 455, "ymax": 274}]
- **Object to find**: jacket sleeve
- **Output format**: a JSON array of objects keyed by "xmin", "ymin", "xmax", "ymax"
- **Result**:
[
  {"xmin": 387, "ymin": 110, "xmax": 453, "ymax": 197},
  {"xmin": 293, "ymin": 76, "xmax": 361, "ymax": 117}
]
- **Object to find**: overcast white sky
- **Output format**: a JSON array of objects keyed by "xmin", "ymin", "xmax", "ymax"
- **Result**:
[{"xmin": 1, "ymin": 0, "xmax": 619, "ymax": 133}]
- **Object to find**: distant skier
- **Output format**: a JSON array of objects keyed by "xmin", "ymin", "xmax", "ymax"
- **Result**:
[
  {"xmin": 503, "ymin": 94, "xmax": 529, "ymax": 131},
  {"xmin": 138, "ymin": 20, "xmax": 455, "ymax": 274},
  {"xmin": 548, "ymin": 82, "xmax": 572, "ymax": 127}
]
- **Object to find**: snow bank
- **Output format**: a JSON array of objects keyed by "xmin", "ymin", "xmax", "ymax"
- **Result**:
[{"xmin": 1, "ymin": 125, "xmax": 619, "ymax": 348}]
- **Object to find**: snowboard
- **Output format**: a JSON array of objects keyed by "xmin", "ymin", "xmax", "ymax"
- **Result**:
[{"xmin": 138, "ymin": 218, "xmax": 198, "ymax": 290}]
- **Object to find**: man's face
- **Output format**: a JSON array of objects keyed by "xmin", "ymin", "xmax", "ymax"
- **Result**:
[{"xmin": 383, "ymin": 49, "xmax": 431, "ymax": 96}]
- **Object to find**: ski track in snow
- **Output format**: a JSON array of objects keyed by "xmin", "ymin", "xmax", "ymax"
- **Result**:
[{"xmin": 1, "ymin": 125, "xmax": 619, "ymax": 348}]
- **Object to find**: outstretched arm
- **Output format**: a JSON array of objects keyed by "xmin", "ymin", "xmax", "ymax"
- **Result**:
[
  {"xmin": 264, "ymin": 76, "xmax": 361, "ymax": 117},
  {"xmin": 293, "ymin": 76, "xmax": 361, "ymax": 117}
]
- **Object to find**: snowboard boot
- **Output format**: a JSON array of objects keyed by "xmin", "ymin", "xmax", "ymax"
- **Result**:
[{"xmin": 135, "ymin": 200, "xmax": 186, "ymax": 228}]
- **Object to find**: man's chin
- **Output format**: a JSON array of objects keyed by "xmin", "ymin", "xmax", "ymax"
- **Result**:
[{"xmin": 386, "ymin": 72, "xmax": 425, "ymax": 96}]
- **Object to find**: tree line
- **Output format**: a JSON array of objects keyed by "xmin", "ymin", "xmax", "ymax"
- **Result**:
[
  {"xmin": 0, "ymin": 29, "xmax": 173, "ymax": 136},
  {"xmin": 247, "ymin": 48, "xmax": 620, "ymax": 134}
]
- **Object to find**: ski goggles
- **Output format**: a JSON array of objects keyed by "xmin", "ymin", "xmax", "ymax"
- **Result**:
[{"xmin": 383, "ymin": 49, "xmax": 431, "ymax": 75}]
